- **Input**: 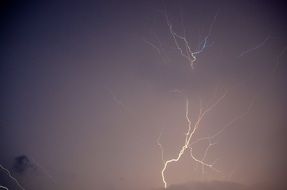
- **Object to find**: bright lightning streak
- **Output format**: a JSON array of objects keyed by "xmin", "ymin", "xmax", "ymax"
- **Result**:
[
  {"xmin": 0, "ymin": 164, "xmax": 25, "ymax": 190},
  {"xmin": 152, "ymin": 10, "xmax": 256, "ymax": 189},
  {"xmin": 165, "ymin": 11, "xmax": 217, "ymax": 69},
  {"xmin": 158, "ymin": 91, "xmax": 254, "ymax": 188},
  {"xmin": 160, "ymin": 93, "xmax": 226, "ymax": 189},
  {"xmin": 166, "ymin": 15, "xmax": 202, "ymax": 69}
]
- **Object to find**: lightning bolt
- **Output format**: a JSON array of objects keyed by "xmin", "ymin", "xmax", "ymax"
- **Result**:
[
  {"xmin": 164, "ymin": 11, "xmax": 217, "ymax": 69},
  {"xmin": 147, "ymin": 9, "xmax": 256, "ymax": 189},
  {"xmin": 0, "ymin": 164, "xmax": 25, "ymax": 190},
  {"xmin": 159, "ymin": 92, "xmax": 226, "ymax": 189},
  {"xmin": 158, "ymin": 92, "xmax": 254, "ymax": 188}
]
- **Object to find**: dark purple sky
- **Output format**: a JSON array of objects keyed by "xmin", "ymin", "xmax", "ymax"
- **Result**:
[{"xmin": 1, "ymin": 1, "xmax": 287, "ymax": 190}]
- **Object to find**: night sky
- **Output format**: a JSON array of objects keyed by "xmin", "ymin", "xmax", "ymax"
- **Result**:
[{"xmin": 1, "ymin": 1, "xmax": 287, "ymax": 190}]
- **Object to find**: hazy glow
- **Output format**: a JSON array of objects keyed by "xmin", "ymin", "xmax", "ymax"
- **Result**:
[{"xmin": 0, "ymin": 1, "xmax": 286, "ymax": 190}]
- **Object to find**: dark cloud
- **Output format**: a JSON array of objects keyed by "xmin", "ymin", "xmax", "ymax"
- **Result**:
[{"xmin": 13, "ymin": 155, "xmax": 33, "ymax": 174}]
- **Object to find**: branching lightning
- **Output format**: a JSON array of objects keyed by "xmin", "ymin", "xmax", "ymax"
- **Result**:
[
  {"xmin": 0, "ymin": 164, "xmax": 25, "ymax": 190},
  {"xmin": 164, "ymin": 11, "xmax": 217, "ymax": 69},
  {"xmin": 158, "ymin": 92, "xmax": 227, "ymax": 189},
  {"xmin": 157, "ymin": 94, "xmax": 254, "ymax": 188},
  {"xmin": 144, "ymin": 8, "xmax": 260, "ymax": 189}
]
